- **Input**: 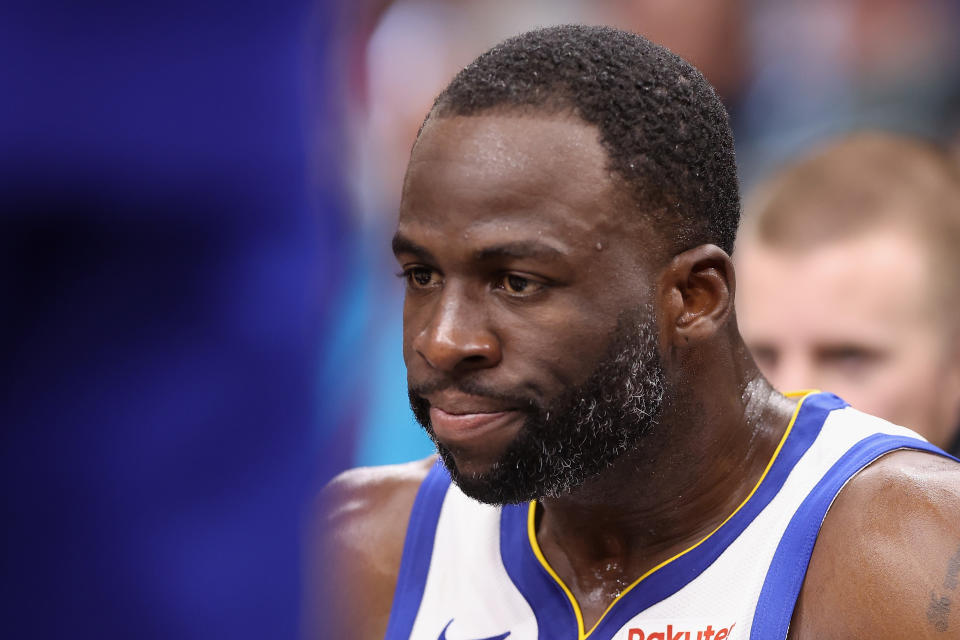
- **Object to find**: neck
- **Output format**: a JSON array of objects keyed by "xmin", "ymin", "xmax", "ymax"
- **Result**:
[{"xmin": 533, "ymin": 336, "xmax": 798, "ymax": 622}]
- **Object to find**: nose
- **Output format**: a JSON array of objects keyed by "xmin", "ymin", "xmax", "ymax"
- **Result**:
[{"xmin": 412, "ymin": 287, "xmax": 501, "ymax": 373}]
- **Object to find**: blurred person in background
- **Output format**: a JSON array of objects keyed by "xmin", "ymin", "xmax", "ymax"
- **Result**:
[{"xmin": 736, "ymin": 132, "xmax": 960, "ymax": 456}]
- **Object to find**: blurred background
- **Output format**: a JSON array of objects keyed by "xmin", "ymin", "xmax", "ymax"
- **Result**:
[{"xmin": 2, "ymin": 0, "xmax": 959, "ymax": 637}]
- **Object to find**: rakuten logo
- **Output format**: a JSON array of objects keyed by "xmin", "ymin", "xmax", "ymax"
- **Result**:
[{"xmin": 627, "ymin": 622, "xmax": 735, "ymax": 640}]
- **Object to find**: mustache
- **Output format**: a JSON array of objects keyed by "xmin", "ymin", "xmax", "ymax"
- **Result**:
[{"xmin": 408, "ymin": 378, "xmax": 542, "ymax": 411}]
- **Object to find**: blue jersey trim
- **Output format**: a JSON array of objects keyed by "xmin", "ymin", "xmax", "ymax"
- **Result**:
[
  {"xmin": 498, "ymin": 392, "xmax": 844, "ymax": 639},
  {"xmin": 501, "ymin": 503, "xmax": 580, "ymax": 640},
  {"xmin": 384, "ymin": 459, "xmax": 452, "ymax": 640},
  {"xmin": 749, "ymin": 435, "xmax": 959, "ymax": 640},
  {"xmin": 585, "ymin": 392, "xmax": 845, "ymax": 638}
]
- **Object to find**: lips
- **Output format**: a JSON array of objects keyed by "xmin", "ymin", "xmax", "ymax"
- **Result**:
[{"xmin": 428, "ymin": 406, "xmax": 523, "ymax": 446}]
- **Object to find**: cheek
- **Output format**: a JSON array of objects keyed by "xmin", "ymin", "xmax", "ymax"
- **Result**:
[
  {"xmin": 401, "ymin": 297, "xmax": 428, "ymax": 367},
  {"xmin": 401, "ymin": 330, "xmax": 415, "ymax": 368},
  {"xmin": 401, "ymin": 304, "xmax": 413, "ymax": 357},
  {"xmin": 498, "ymin": 303, "xmax": 619, "ymax": 387},
  {"xmin": 826, "ymin": 349, "xmax": 943, "ymax": 426}
]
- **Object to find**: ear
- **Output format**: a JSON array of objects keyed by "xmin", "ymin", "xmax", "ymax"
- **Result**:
[{"xmin": 658, "ymin": 244, "xmax": 735, "ymax": 348}]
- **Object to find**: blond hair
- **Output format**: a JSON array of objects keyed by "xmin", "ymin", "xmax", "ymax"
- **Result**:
[{"xmin": 742, "ymin": 131, "xmax": 960, "ymax": 316}]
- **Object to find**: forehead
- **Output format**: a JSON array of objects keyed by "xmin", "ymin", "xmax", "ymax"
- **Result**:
[
  {"xmin": 736, "ymin": 228, "xmax": 938, "ymax": 343},
  {"xmin": 399, "ymin": 113, "xmax": 626, "ymax": 241}
]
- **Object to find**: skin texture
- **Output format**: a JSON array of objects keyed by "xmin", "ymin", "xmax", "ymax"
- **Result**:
[
  {"xmin": 311, "ymin": 114, "xmax": 960, "ymax": 639},
  {"xmin": 736, "ymin": 229, "xmax": 960, "ymax": 449}
]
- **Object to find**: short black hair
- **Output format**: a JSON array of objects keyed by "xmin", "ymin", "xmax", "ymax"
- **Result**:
[{"xmin": 424, "ymin": 24, "xmax": 740, "ymax": 255}]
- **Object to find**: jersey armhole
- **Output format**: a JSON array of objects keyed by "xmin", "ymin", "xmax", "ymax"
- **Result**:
[{"xmin": 749, "ymin": 436, "xmax": 958, "ymax": 640}]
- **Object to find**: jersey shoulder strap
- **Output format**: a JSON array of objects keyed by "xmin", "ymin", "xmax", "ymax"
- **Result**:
[{"xmin": 384, "ymin": 459, "xmax": 452, "ymax": 640}]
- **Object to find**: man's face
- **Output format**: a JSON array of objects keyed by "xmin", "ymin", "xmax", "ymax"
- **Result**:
[
  {"xmin": 395, "ymin": 113, "xmax": 666, "ymax": 504},
  {"xmin": 736, "ymin": 227, "xmax": 960, "ymax": 447}
]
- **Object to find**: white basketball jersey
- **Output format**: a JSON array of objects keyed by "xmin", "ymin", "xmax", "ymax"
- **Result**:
[{"xmin": 384, "ymin": 392, "xmax": 957, "ymax": 640}]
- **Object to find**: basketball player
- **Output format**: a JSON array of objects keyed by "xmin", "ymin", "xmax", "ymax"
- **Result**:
[
  {"xmin": 311, "ymin": 26, "xmax": 960, "ymax": 640},
  {"xmin": 736, "ymin": 133, "xmax": 960, "ymax": 457}
]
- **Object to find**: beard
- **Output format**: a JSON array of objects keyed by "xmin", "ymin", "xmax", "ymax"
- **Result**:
[{"xmin": 408, "ymin": 305, "xmax": 666, "ymax": 505}]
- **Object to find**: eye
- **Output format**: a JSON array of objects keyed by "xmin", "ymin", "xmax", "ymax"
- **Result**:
[
  {"xmin": 401, "ymin": 266, "xmax": 442, "ymax": 290},
  {"xmin": 819, "ymin": 346, "xmax": 882, "ymax": 377},
  {"xmin": 750, "ymin": 345, "xmax": 779, "ymax": 372},
  {"xmin": 496, "ymin": 273, "xmax": 544, "ymax": 296}
]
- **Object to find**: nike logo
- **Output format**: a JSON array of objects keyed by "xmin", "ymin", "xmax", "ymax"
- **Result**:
[{"xmin": 437, "ymin": 618, "xmax": 511, "ymax": 640}]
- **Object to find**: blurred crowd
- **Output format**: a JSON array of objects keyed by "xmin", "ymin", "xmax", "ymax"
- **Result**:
[
  {"xmin": 329, "ymin": 0, "xmax": 960, "ymax": 472},
  {"xmin": 3, "ymin": 0, "xmax": 959, "ymax": 637}
]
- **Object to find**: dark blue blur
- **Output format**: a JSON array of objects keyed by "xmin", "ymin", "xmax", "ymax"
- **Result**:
[{"xmin": 1, "ymin": 1, "xmax": 349, "ymax": 637}]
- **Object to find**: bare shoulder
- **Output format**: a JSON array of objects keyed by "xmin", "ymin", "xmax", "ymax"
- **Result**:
[
  {"xmin": 791, "ymin": 450, "xmax": 960, "ymax": 639},
  {"xmin": 304, "ymin": 456, "xmax": 437, "ymax": 640},
  {"xmin": 319, "ymin": 455, "xmax": 437, "ymax": 535}
]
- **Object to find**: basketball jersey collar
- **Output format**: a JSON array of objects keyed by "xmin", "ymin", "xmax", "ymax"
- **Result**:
[{"xmin": 499, "ymin": 391, "xmax": 845, "ymax": 640}]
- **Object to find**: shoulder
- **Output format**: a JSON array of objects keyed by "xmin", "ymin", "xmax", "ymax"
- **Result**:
[
  {"xmin": 791, "ymin": 449, "xmax": 960, "ymax": 639},
  {"xmin": 319, "ymin": 455, "xmax": 438, "ymax": 540},
  {"xmin": 304, "ymin": 456, "xmax": 437, "ymax": 640}
]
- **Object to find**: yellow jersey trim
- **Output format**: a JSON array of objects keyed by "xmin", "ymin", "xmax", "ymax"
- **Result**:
[
  {"xmin": 525, "ymin": 389, "xmax": 817, "ymax": 640},
  {"xmin": 783, "ymin": 388, "xmax": 819, "ymax": 398}
]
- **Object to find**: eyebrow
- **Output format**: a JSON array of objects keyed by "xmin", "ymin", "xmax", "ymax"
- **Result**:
[
  {"xmin": 392, "ymin": 233, "xmax": 567, "ymax": 262},
  {"xmin": 392, "ymin": 233, "xmax": 436, "ymax": 262},
  {"xmin": 473, "ymin": 241, "xmax": 566, "ymax": 261}
]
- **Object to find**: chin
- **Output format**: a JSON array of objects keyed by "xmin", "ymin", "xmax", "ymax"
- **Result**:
[
  {"xmin": 446, "ymin": 457, "xmax": 493, "ymax": 480},
  {"xmin": 434, "ymin": 444, "xmax": 531, "ymax": 505},
  {"xmin": 436, "ymin": 441, "xmax": 504, "ymax": 480}
]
